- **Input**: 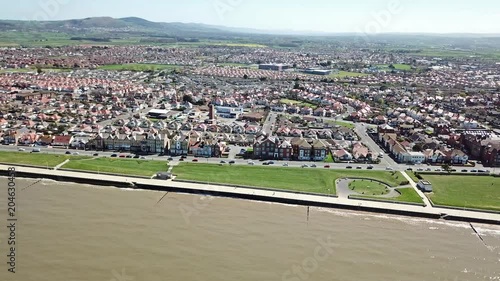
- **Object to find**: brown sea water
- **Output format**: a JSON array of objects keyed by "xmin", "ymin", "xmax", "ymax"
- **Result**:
[{"xmin": 0, "ymin": 178, "xmax": 499, "ymax": 281}]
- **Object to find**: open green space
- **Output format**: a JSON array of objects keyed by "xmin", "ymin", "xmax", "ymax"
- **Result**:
[
  {"xmin": 423, "ymin": 175, "xmax": 500, "ymax": 212},
  {"xmin": 280, "ymin": 98, "xmax": 317, "ymax": 108},
  {"xmin": 349, "ymin": 180, "xmax": 389, "ymax": 196},
  {"xmin": 62, "ymin": 157, "xmax": 169, "ymax": 177},
  {"xmin": 324, "ymin": 153, "xmax": 335, "ymax": 163},
  {"xmin": 351, "ymin": 187, "xmax": 423, "ymax": 204},
  {"xmin": 329, "ymin": 71, "xmax": 369, "ymax": 78},
  {"xmin": 0, "ymin": 151, "xmax": 90, "ymax": 167},
  {"xmin": 97, "ymin": 63, "xmax": 182, "ymax": 72},
  {"xmin": 377, "ymin": 64, "xmax": 412, "ymax": 71},
  {"xmin": 172, "ymin": 163, "xmax": 407, "ymax": 195},
  {"xmin": 325, "ymin": 120, "xmax": 355, "ymax": 129}
]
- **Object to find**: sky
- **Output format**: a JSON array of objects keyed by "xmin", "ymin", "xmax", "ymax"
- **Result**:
[{"xmin": 4, "ymin": 0, "xmax": 500, "ymax": 34}]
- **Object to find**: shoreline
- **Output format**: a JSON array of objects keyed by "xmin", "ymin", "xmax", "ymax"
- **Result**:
[{"xmin": 1, "ymin": 164, "xmax": 499, "ymax": 225}]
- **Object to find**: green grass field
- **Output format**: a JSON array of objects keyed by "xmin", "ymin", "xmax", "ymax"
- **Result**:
[
  {"xmin": 280, "ymin": 98, "xmax": 317, "ymax": 108},
  {"xmin": 0, "ymin": 151, "xmax": 90, "ymax": 167},
  {"xmin": 97, "ymin": 63, "xmax": 182, "ymax": 72},
  {"xmin": 325, "ymin": 120, "xmax": 355, "ymax": 129},
  {"xmin": 329, "ymin": 71, "xmax": 369, "ymax": 78},
  {"xmin": 377, "ymin": 64, "xmax": 412, "ymax": 71},
  {"xmin": 172, "ymin": 163, "xmax": 407, "ymax": 195},
  {"xmin": 349, "ymin": 180, "xmax": 389, "ymax": 195},
  {"xmin": 62, "ymin": 157, "xmax": 169, "ymax": 177},
  {"xmin": 423, "ymin": 175, "xmax": 500, "ymax": 212},
  {"xmin": 351, "ymin": 188, "xmax": 423, "ymax": 204}
]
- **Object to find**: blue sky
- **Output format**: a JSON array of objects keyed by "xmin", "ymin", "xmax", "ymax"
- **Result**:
[{"xmin": 5, "ymin": 0, "xmax": 500, "ymax": 33}]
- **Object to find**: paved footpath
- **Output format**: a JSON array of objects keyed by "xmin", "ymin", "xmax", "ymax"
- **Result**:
[{"xmin": 1, "ymin": 164, "xmax": 499, "ymax": 224}]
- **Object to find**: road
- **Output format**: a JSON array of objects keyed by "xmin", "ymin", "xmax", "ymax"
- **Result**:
[{"xmin": 262, "ymin": 112, "xmax": 277, "ymax": 136}]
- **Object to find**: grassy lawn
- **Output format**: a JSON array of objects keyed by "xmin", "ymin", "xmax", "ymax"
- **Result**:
[
  {"xmin": 324, "ymin": 153, "xmax": 335, "ymax": 163},
  {"xmin": 377, "ymin": 64, "xmax": 412, "ymax": 71},
  {"xmin": 97, "ymin": 63, "xmax": 182, "ymax": 72},
  {"xmin": 407, "ymin": 171, "xmax": 420, "ymax": 183},
  {"xmin": 325, "ymin": 120, "xmax": 355, "ymax": 129},
  {"xmin": 351, "ymin": 188, "xmax": 423, "ymax": 204},
  {"xmin": 62, "ymin": 157, "xmax": 169, "ymax": 177},
  {"xmin": 280, "ymin": 98, "xmax": 317, "ymax": 108},
  {"xmin": 349, "ymin": 180, "xmax": 389, "ymax": 196},
  {"xmin": 329, "ymin": 71, "xmax": 369, "ymax": 78},
  {"xmin": 0, "ymin": 151, "xmax": 89, "ymax": 167},
  {"xmin": 423, "ymin": 175, "xmax": 500, "ymax": 212},
  {"xmin": 172, "ymin": 163, "xmax": 406, "ymax": 195}
]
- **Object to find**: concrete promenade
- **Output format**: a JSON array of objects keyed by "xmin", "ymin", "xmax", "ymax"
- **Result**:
[{"xmin": 1, "ymin": 164, "xmax": 499, "ymax": 225}]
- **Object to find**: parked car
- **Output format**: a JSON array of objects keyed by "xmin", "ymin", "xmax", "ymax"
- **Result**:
[
  {"xmin": 72, "ymin": 152, "xmax": 79, "ymax": 155},
  {"xmin": 111, "ymin": 154, "xmax": 117, "ymax": 157},
  {"xmin": 461, "ymin": 169, "xmax": 468, "ymax": 173},
  {"xmin": 367, "ymin": 166, "xmax": 374, "ymax": 170},
  {"xmin": 324, "ymin": 165, "xmax": 330, "ymax": 169},
  {"xmin": 220, "ymin": 160, "xmax": 227, "ymax": 164},
  {"xmin": 311, "ymin": 164, "xmax": 317, "ymax": 168},
  {"xmin": 119, "ymin": 154, "xmax": 126, "ymax": 158},
  {"xmin": 282, "ymin": 163, "xmax": 289, "ymax": 167},
  {"xmin": 126, "ymin": 155, "xmax": 133, "ymax": 158},
  {"xmin": 229, "ymin": 160, "xmax": 235, "ymax": 164},
  {"xmin": 140, "ymin": 157, "xmax": 146, "ymax": 160},
  {"xmin": 192, "ymin": 159, "xmax": 199, "ymax": 162},
  {"xmin": 167, "ymin": 157, "xmax": 174, "ymax": 161},
  {"xmin": 181, "ymin": 155, "xmax": 187, "ymax": 159},
  {"xmin": 268, "ymin": 161, "xmax": 275, "ymax": 165},
  {"xmin": 262, "ymin": 162, "xmax": 269, "ymax": 165},
  {"xmin": 356, "ymin": 166, "xmax": 362, "ymax": 169},
  {"xmin": 385, "ymin": 167, "xmax": 393, "ymax": 171},
  {"xmin": 417, "ymin": 168, "xmax": 424, "ymax": 171},
  {"xmin": 471, "ymin": 169, "xmax": 478, "ymax": 173},
  {"xmin": 65, "ymin": 151, "xmax": 72, "ymax": 154},
  {"xmin": 31, "ymin": 148, "xmax": 41, "ymax": 153},
  {"xmin": 302, "ymin": 164, "xmax": 309, "ymax": 168},
  {"xmin": 346, "ymin": 166, "xmax": 353, "ymax": 169},
  {"xmin": 425, "ymin": 168, "xmax": 432, "ymax": 171},
  {"xmin": 248, "ymin": 162, "xmax": 255, "ymax": 165},
  {"xmin": 17, "ymin": 148, "xmax": 25, "ymax": 151},
  {"xmin": 133, "ymin": 155, "xmax": 140, "ymax": 159},
  {"xmin": 179, "ymin": 158, "xmax": 184, "ymax": 161},
  {"xmin": 406, "ymin": 168, "xmax": 413, "ymax": 171},
  {"xmin": 435, "ymin": 169, "xmax": 441, "ymax": 172},
  {"xmin": 93, "ymin": 153, "xmax": 99, "ymax": 157}
]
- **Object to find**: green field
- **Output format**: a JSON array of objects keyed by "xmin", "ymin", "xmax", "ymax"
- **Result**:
[
  {"xmin": 0, "ymin": 151, "xmax": 90, "ymax": 167},
  {"xmin": 377, "ymin": 64, "xmax": 412, "ymax": 71},
  {"xmin": 349, "ymin": 180, "xmax": 389, "ymax": 195},
  {"xmin": 62, "ymin": 158, "xmax": 169, "ymax": 177},
  {"xmin": 351, "ymin": 188, "xmax": 423, "ymax": 204},
  {"xmin": 280, "ymin": 98, "xmax": 317, "ymax": 108},
  {"xmin": 97, "ymin": 63, "xmax": 182, "ymax": 72},
  {"xmin": 172, "ymin": 163, "xmax": 407, "ymax": 195},
  {"xmin": 329, "ymin": 71, "xmax": 369, "ymax": 78},
  {"xmin": 325, "ymin": 120, "xmax": 355, "ymax": 129},
  {"xmin": 423, "ymin": 175, "xmax": 500, "ymax": 211}
]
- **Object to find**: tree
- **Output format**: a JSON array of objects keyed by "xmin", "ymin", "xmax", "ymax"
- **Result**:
[
  {"xmin": 441, "ymin": 164, "xmax": 452, "ymax": 174},
  {"xmin": 243, "ymin": 74, "xmax": 248, "ymax": 79},
  {"xmin": 388, "ymin": 64, "xmax": 395, "ymax": 69},
  {"xmin": 412, "ymin": 144, "xmax": 423, "ymax": 152},
  {"xmin": 182, "ymin": 94, "xmax": 194, "ymax": 104},
  {"xmin": 36, "ymin": 67, "xmax": 43, "ymax": 74}
]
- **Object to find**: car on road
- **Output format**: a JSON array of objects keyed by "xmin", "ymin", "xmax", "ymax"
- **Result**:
[
  {"xmin": 17, "ymin": 148, "xmax": 25, "ymax": 151},
  {"xmin": 93, "ymin": 153, "xmax": 99, "ymax": 157},
  {"xmin": 140, "ymin": 157, "xmax": 146, "ymax": 160},
  {"xmin": 133, "ymin": 155, "xmax": 140, "ymax": 159},
  {"xmin": 126, "ymin": 155, "xmax": 133, "ymax": 158},
  {"xmin": 181, "ymin": 155, "xmax": 187, "ymax": 159},
  {"xmin": 111, "ymin": 154, "xmax": 117, "ymax": 157},
  {"xmin": 72, "ymin": 152, "xmax": 80, "ymax": 155},
  {"xmin": 262, "ymin": 162, "xmax": 269, "ymax": 165},
  {"xmin": 192, "ymin": 159, "xmax": 199, "ymax": 162},
  {"xmin": 435, "ymin": 169, "xmax": 441, "ymax": 172},
  {"xmin": 31, "ymin": 148, "xmax": 41, "ymax": 153},
  {"xmin": 248, "ymin": 162, "xmax": 255, "ymax": 165},
  {"xmin": 311, "ymin": 164, "xmax": 317, "ymax": 168},
  {"xmin": 406, "ymin": 168, "xmax": 413, "ymax": 171},
  {"xmin": 119, "ymin": 154, "xmax": 126, "ymax": 158},
  {"xmin": 220, "ymin": 160, "xmax": 226, "ymax": 164},
  {"xmin": 417, "ymin": 168, "xmax": 424, "ymax": 171},
  {"xmin": 268, "ymin": 161, "xmax": 275, "ymax": 165},
  {"xmin": 471, "ymin": 169, "xmax": 478, "ymax": 173},
  {"xmin": 179, "ymin": 158, "xmax": 184, "ymax": 161},
  {"xmin": 65, "ymin": 151, "xmax": 72, "ymax": 154},
  {"xmin": 385, "ymin": 167, "xmax": 393, "ymax": 171},
  {"xmin": 229, "ymin": 160, "xmax": 235, "ymax": 164},
  {"xmin": 367, "ymin": 166, "xmax": 374, "ymax": 170},
  {"xmin": 461, "ymin": 169, "xmax": 468, "ymax": 173},
  {"xmin": 302, "ymin": 164, "xmax": 309, "ymax": 168},
  {"xmin": 346, "ymin": 166, "xmax": 353, "ymax": 169},
  {"xmin": 356, "ymin": 166, "xmax": 362, "ymax": 169},
  {"xmin": 282, "ymin": 163, "xmax": 289, "ymax": 167},
  {"xmin": 324, "ymin": 165, "xmax": 330, "ymax": 168},
  {"xmin": 167, "ymin": 157, "xmax": 174, "ymax": 161},
  {"xmin": 425, "ymin": 168, "xmax": 432, "ymax": 171}
]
